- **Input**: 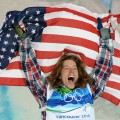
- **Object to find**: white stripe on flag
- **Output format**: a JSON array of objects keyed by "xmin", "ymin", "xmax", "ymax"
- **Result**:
[
  {"xmin": 44, "ymin": 11, "xmax": 96, "ymax": 26},
  {"xmin": 104, "ymin": 86, "xmax": 120, "ymax": 99},
  {"xmin": 43, "ymin": 26, "xmax": 99, "ymax": 43},
  {"xmin": 31, "ymin": 42, "xmax": 98, "ymax": 59},
  {"xmin": 0, "ymin": 70, "xmax": 25, "ymax": 78}
]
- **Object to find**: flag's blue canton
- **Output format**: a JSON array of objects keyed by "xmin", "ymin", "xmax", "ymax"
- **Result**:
[
  {"xmin": 0, "ymin": 7, "xmax": 46, "ymax": 69},
  {"xmin": 0, "ymin": 11, "xmax": 19, "ymax": 69}
]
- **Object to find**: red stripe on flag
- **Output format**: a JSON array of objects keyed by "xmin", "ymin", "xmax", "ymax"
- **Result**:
[
  {"xmin": 117, "ymin": 18, "xmax": 120, "ymax": 24},
  {"xmin": 46, "ymin": 7, "xmax": 97, "ymax": 22},
  {"xmin": 35, "ymin": 50, "xmax": 63, "ymax": 59},
  {"xmin": 40, "ymin": 65, "xmax": 55, "ymax": 74},
  {"xmin": 106, "ymin": 81, "xmax": 120, "ymax": 90},
  {"xmin": 42, "ymin": 34, "xmax": 99, "ymax": 51},
  {"xmin": 102, "ymin": 14, "xmax": 120, "ymax": 24},
  {"xmin": 63, "ymin": 49, "xmax": 96, "ymax": 67},
  {"xmin": 35, "ymin": 49, "xmax": 96, "ymax": 68},
  {"xmin": 114, "ymin": 48, "xmax": 120, "ymax": 58},
  {"xmin": 112, "ymin": 65, "xmax": 120, "ymax": 75},
  {"xmin": 100, "ymin": 92, "xmax": 120, "ymax": 105},
  {"xmin": 6, "ymin": 61, "xmax": 22, "ymax": 70},
  {"xmin": 0, "ymin": 77, "xmax": 26, "ymax": 86},
  {"xmin": 46, "ymin": 18, "xmax": 98, "ymax": 34}
]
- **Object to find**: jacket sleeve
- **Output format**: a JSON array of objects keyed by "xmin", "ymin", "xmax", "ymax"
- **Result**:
[
  {"xmin": 89, "ymin": 28, "xmax": 114, "ymax": 99},
  {"xmin": 18, "ymin": 34, "xmax": 47, "ymax": 108}
]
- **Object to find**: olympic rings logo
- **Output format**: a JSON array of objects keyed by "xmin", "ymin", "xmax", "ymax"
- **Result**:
[{"xmin": 64, "ymin": 88, "xmax": 85, "ymax": 102}]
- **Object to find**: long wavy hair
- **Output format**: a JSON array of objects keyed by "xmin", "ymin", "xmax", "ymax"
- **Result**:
[{"xmin": 46, "ymin": 53, "xmax": 93, "ymax": 89}]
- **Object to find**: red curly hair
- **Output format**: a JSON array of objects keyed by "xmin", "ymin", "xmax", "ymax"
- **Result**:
[{"xmin": 46, "ymin": 53, "xmax": 93, "ymax": 89}]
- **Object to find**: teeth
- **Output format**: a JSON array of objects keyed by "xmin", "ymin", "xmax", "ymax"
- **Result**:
[{"xmin": 69, "ymin": 76, "xmax": 74, "ymax": 78}]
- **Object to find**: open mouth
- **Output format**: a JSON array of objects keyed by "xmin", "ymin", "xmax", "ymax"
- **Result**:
[{"xmin": 68, "ymin": 76, "xmax": 74, "ymax": 82}]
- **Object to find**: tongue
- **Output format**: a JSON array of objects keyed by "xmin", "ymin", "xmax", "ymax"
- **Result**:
[{"xmin": 68, "ymin": 80, "xmax": 74, "ymax": 86}]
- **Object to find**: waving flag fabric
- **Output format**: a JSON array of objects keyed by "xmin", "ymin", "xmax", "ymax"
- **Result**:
[{"xmin": 0, "ymin": 3, "xmax": 120, "ymax": 105}]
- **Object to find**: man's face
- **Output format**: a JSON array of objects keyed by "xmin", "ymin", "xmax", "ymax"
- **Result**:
[{"xmin": 60, "ymin": 59, "xmax": 79, "ymax": 89}]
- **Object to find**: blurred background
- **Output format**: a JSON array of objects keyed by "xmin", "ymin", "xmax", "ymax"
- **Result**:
[{"xmin": 0, "ymin": 0, "xmax": 120, "ymax": 120}]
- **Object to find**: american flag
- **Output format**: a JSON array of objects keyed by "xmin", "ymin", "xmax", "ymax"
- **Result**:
[{"xmin": 0, "ymin": 3, "xmax": 120, "ymax": 105}]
